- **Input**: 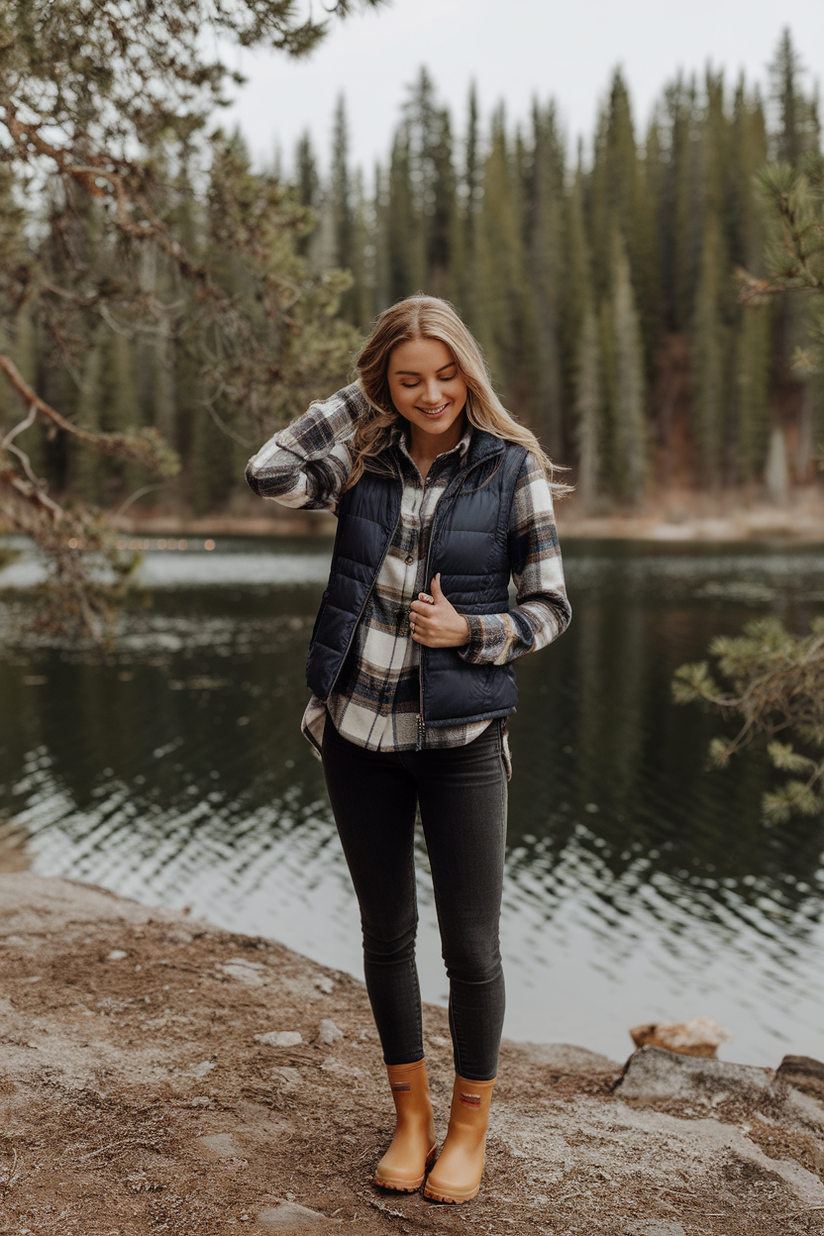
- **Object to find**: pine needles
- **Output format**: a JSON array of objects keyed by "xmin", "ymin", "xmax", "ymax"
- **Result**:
[{"xmin": 673, "ymin": 617, "xmax": 824, "ymax": 822}]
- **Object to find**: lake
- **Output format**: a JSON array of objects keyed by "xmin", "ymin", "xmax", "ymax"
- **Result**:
[{"xmin": 1, "ymin": 535, "xmax": 823, "ymax": 1066}]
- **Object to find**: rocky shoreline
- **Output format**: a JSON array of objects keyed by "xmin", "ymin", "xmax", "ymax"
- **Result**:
[{"xmin": 1, "ymin": 873, "xmax": 823, "ymax": 1235}]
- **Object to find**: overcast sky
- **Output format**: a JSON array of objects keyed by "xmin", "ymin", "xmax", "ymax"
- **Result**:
[{"xmin": 220, "ymin": 0, "xmax": 824, "ymax": 178}]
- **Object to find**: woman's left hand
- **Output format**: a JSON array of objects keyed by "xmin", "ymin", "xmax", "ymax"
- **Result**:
[{"xmin": 409, "ymin": 573, "xmax": 470, "ymax": 647}]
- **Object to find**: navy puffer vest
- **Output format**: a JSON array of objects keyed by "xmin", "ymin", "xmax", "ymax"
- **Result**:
[{"xmin": 306, "ymin": 429, "xmax": 527, "ymax": 729}]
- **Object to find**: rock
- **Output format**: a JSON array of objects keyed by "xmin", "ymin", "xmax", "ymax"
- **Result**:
[
  {"xmin": 782, "ymin": 1085, "xmax": 824, "ymax": 1134},
  {"xmin": 616, "ymin": 1045, "xmax": 773, "ymax": 1102},
  {"xmin": 107, "ymin": 949, "xmax": 127, "ymax": 961},
  {"xmin": 217, "ymin": 960, "xmax": 266, "ymax": 987},
  {"xmin": 257, "ymin": 1201, "xmax": 340, "ymax": 1231},
  {"xmin": 313, "ymin": 975, "xmax": 334, "ymax": 994},
  {"xmin": 318, "ymin": 1019, "xmax": 343, "ymax": 1045},
  {"xmin": 630, "ymin": 1016, "xmax": 732, "ymax": 1058},
  {"xmin": 189, "ymin": 1060, "xmax": 216, "ymax": 1079},
  {"xmin": 776, "ymin": 1055, "xmax": 824, "ymax": 1103},
  {"xmin": 163, "ymin": 928, "xmax": 193, "ymax": 945},
  {"xmin": 255, "ymin": 1030, "xmax": 302, "ymax": 1047}
]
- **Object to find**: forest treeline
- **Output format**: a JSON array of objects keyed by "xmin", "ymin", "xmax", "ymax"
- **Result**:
[{"xmin": 1, "ymin": 27, "xmax": 822, "ymax": 516}]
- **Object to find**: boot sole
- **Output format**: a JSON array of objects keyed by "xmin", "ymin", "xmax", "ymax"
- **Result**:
[
  {"xmin": 423, "ymin": 1182, "xmax": 480, "ymax": 1204},
  {"xmin": 374, "ymin": 1144, "xmax": 438, "ymax": 1193}
]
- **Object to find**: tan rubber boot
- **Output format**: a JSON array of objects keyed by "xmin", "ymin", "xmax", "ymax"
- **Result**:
[
  {"xmin": 423, "ymin": 1074, "xmax": 496, "ymax": 1203},
  {"xmin": 374, "ymin": 1058, "xmax": 438, "ymax": 1192}
]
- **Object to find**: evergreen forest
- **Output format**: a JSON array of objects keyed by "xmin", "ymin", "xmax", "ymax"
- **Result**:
[{"xmin": 1, "ymin": 26, "xmax": 822, "ymax": 517}]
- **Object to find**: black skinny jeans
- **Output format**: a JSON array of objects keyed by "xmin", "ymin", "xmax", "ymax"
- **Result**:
[{"xmin": 321, "ymin": 716, "xmax": 507, "ymax": 1081}]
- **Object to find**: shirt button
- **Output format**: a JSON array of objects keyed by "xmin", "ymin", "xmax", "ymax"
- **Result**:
[{"xmin": 405, "ymin": 555, "xmax": 414, "ymax": 566}]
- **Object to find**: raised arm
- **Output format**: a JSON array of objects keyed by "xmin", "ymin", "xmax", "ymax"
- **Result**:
[
  {"xmin": 245, "ymin": 383, "xmax": 370, "ymax": 513},
  {"xmin": 458, "ymin": 451, "xmax": 571, "ymax": 665}
]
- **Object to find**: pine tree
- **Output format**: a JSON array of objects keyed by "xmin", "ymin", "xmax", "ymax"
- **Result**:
[
  {"xmin": 396, "ymin": 69, "xmax": 459, "ymax": 298},
  {"xmin": 727, "ymin": 78, "xmax": 768, "ymax": 273},
  {"xmin": 574, "ymin": 303, "xmax": 601, "ymax": 509},
  {"xmin": 385, "ymin": 121, "xmax": 424, "ymax": 300},
  {"xmin": 426, "ymin": 106, "xmax": 458, "ymax": 297},
  {"xmin": 610, "ymin": 233, "xmax": 647, "ymax": 503},
  {"xmin": 765, "ymin": 31, "xmax": 822, "ymax": 490},
  {"xmin": 471, "ymin": 106, "xmax": 528, "ymax": 413},
  {"xmin": 349, "ymin": 168, "xmax": 374, "ymax": 329},
  {"xmin": 657, "ymin": 75, "xmax": 702, "ymax": 333},
  {"xmin": 524, "ymin": 102, "xmax": 565, "ymax": 455},
  {"xmin": 561, "ymin": 149, "xmax": 589, "ymax": 381},
  {"xmin": 768, "ymin": 28, "xmax": 821, "ymax": 166},
  {"xmin": 733, "ymin": 302, "xmax": 771, "ymax": 484},
  {"xmin": 692, "ymin": 213, "xmax": 730, "ymax": 485},
  {"xmin": 455, "ymin": 83, "xmax": 483, "ymax": 311},
  {"xmin": 566, "ymin": 144, "xmax": 602, "ymax": 501},
  {"xmin": 371, "ymin": 161, "xmax": 391, "ymax": 311},
  {"xmin": 294, "ymin": 131, "xmax": 321, "ymax": 261},
  {"xmin": 728, "ymin": 79, "xmax": 771, "ymax": 484},
  {"xmin": 329, "ymin": 96, "xmax": 362, "ymax": 323}
]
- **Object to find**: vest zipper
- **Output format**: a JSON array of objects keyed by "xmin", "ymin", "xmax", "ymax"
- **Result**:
[{"xmin": 417, "ymin": 472, "xmax": 431, "ymax": 752}]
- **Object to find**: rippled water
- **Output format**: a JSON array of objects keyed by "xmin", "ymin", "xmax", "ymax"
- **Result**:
[{"xmin": 1, "ymin": 535, "xmax": 823, "ymax": 1065}]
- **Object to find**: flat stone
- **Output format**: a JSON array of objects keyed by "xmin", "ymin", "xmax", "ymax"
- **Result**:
[
  {"xmin": 616, "ymin": 1045, "xmax": 773, "ymax": 1101},
  {"xmin": 257, "ymin": 1201, "xmax": 339, "ymax": 1231},
  {"xmin": 318, "ymin": 1019, "xmax": 343, "ymax": 1045},
  {"xmin": 217, "ymin": 961, "xmax": 265, "ymax": 986},
  {"xmin": 190, "ymin": 1060, "xmax": 216, "ymax": 1078},
  {"xmin": 255, "ymin": 1030, "xmax": 302, "ymax": 1047}
]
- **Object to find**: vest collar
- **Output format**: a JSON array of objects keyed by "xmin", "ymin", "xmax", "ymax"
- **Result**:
[
  {"xmin": 465, "ymin": 426, "xmax": 506, "ymax": 470},
  {"xmin": 385, "ymin": 422, "xmax": 506, "ymax": 479}
]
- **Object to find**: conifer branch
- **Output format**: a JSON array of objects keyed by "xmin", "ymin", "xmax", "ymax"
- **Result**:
[
  {"xmin": 674, "ymin": 618, "xmax": 824, "ymax": 822},
  {"xmin": 0, "ymin": 354, "xmax": 180, "ymax": 476}
]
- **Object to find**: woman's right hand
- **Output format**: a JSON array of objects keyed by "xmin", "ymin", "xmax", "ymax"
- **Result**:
[{"xmin": 409, "ymin": 574, "xmax": 470, "ymax": 648}]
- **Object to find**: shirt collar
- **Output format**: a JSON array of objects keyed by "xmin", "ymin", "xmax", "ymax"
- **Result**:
[{"xmin": 393, "ymin": 422, "xmax": 473, "ymax": 468}]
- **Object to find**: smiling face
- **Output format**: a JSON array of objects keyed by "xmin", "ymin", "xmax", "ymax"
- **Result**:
[{"xmin": 387, "ymin": 336, "xmax": 468, "ymax": 454}]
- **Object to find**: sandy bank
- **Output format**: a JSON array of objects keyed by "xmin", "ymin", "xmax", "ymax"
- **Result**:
[{"xmin": 1, "ymin": 873, "xmax": 823, "ymax": 1235}]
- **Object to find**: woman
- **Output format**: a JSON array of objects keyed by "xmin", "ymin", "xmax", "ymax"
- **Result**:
[{"xmin": 246, "ymin": 296, "xmax": 570, "ymax": 1204}]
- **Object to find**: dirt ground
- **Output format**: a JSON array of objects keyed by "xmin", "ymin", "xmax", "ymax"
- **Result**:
[{"xmin": 1, "ymin": 873, "xmax": 824, "ymax": 1236}]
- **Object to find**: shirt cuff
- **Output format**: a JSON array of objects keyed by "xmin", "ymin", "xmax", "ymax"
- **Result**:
[{"xmin": 457, "ymin": 613, "xmax": 509, "ymax": 664}]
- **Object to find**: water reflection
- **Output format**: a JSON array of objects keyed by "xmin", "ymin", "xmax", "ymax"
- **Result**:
[{"xmin": 1, "ymin": 536, "xmax": 823, "ymax": 1064}]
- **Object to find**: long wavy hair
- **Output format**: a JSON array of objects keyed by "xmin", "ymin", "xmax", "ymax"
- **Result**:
[{"xmin": 344, "ymin": 295, "xmax": 569, "ymax": 493}]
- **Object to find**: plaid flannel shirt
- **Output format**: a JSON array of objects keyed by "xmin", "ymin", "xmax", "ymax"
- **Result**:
[{"xmin": 246, "ymin": 383, "xmax": 571, "ymax": 754}]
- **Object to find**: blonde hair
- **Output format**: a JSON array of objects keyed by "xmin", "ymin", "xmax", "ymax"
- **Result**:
[{"xmin": 345, "ymin": 295, "xmax": 568, "ymax": 493}]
